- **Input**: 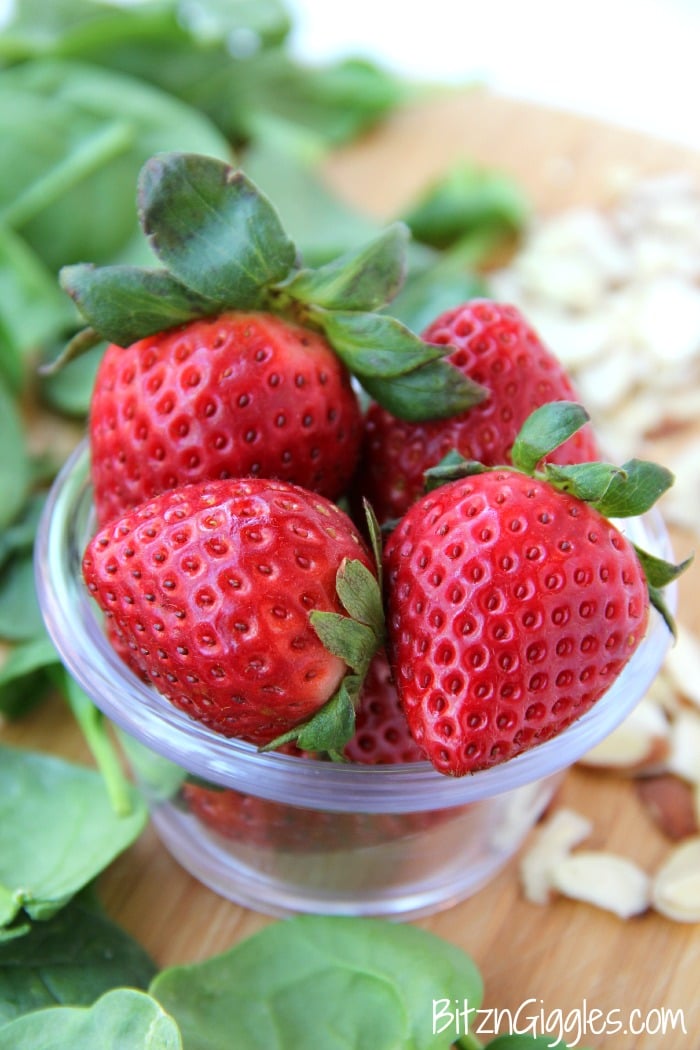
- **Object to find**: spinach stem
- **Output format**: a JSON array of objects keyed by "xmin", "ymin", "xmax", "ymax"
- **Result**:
[{"xmin": 2, "ymin": 121, "xmax": 135, "ymax": 229}]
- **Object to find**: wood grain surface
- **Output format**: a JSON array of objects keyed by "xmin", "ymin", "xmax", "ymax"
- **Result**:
[{"xmin": 6, "ymin": 88, "xmax": 700, "ymax": 1049}]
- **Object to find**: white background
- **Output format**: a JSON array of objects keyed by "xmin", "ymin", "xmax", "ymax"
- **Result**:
[{"xmin": 287, "ymin": 0, "xmax": 700, "ymax": 151}]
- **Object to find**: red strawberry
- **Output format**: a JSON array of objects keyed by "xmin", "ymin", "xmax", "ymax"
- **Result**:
[
  {"xmin": 344, "ymin": 649, "xmax": 426, "ymax": 764},
  {"xmin": 59, "ymin": 154, "xmax": 482, "ymax": 527},
  {"xmin": 382, "ymin": 403, "xmax": 686, "ymax": 777},
  {"xmin": 83, "ymin": 476, "xmax": 379, "ymax": 745},
  {"xmin": 180, "ymin": 780, "xmax": 439, "ymax": 852},
  {"xmin": 357, "ymin": 299, "xmax": 601, "ymax": 524},
  {"xmin": 89, "ymin": 312, "xmax": 362, "ymax": 526}
]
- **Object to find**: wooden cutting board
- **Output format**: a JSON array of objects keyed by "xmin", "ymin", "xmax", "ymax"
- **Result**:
[{"xmin": 6, "ymin": 88, "xmax": 700, "ymax": 1049}]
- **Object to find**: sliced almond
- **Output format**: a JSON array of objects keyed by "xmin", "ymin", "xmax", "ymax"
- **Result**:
[
  {"xmin": 550, "ymin": 851, "xmax": 651, "ymax": 919},
  {"xmin": 519, "ymin": 808, "xmax": 593, "ymax": 905},
  {"xmin": 663, "ymin": 624, "xmax": 700, "ymax": 711},
  {"xmin": 667, "ymin": 708, "xmax": 700, "ymax": 785},
  {"xmin": 651, "ymin": 837, "xmax": 700, "ymax": 923},
  {"xmin": 636, "ymin": 774, "xmax": 699, "ymax": 841},
  {"xmin": 579, "ymin": 694, "xmax": 670, "ymax": 773}
]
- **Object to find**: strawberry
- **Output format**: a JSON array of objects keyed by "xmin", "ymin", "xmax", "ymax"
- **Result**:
[
  {"xmin": 82, "ymin": 476, "xmax": 384, "ymax": 746},
  {"xmin": 180, "ymin": 779, "xmax": 439, "ymax": 852},
  {"xmin": 89, "ymin": 311, "xmax": 362, "ymax": 525},
  {"xmin": 54, "ymin": 153, "xmax": 484, "ymax": 524},
  {"xmin": 344, "ymin": 649, "xmax": 426, "ymax": 764},
  {"xmin": 356, "ymin": 299, "xmax": 602, "ymax": 525},
  {"xmin": 383, "ymin": 402, "xmax": 689, "ymax": 776}
]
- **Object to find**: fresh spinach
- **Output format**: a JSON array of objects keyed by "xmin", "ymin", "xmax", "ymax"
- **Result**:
[
  {"xmin": 0, "ymin": 635, "xmax": 59, "ymax": 719},
  {"xmin": 0, "ymin": 746, "xmax": 147, "ymax": 938},
  {"xmin": 151, "ymin": 914, "xmax": 484, "ymax": 1050},
  {"xmin": 0, "ymin": 987, "xmax": 181, "ymax": 1049},
  {"xmin": 0, "ymin": 890, "xmax": 156, "ymax": 1024}
]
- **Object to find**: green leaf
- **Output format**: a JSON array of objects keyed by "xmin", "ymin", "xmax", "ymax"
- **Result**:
[
  {"xmin": 0, "ymin": 380, "xmax": 31, "ymax": 531},
  {"xmin": 361, "ymin": 356, "xmax": 486, "ymax": 422},
  {"xmin": 280, "ymin": 223, "xmax": 409, "ymax": 311},
  {"xmin": 0, "ymin": 891, "xmax": 156, "ymax": 1025},
  {"xmin": 0, "ymin": 988, "xmax": 181, "ymax": 1050},
  {"xmin": 400, "ymin": 161, "xmax": 529, "ymax": 251},
  {"xmin": 424, "ymin": 450, "xmax": 489, "ymax": 492},
  {"xmin": 510, "ymin": 401, "xmax": 590, "ymax": 474},
  {"xmin": 293, "ymin": 677, "xmax": 359, "ymax": 754},
  {"xmin": 242, "ymin": 137, "xmax": 381, "ymax": 265},
  {"xmin": 0, "ymin": 745, "xmax": 147, "ymax": 935},
  {"xmin": 0, "ymin": 554, "xmax": 45, "ymax": 642},
  {"xmin": 317, "ymin": 309, "xmax": 449, "ymax": 379},
  {"xmin": 0, "ymin": 224, "xmax": 76, "ymax": 389},
  {"xmin": 309, "ymin": 611, "xmax": 379, "ymax": 676},
  {"xmin": 335, "ymin": 558, "xmax": 384, "ymax": 638},
  {"xmin": 592, "ymin": 459, "xmax": 675, "ymax": 518},
  {"xmin": 150, "ymin": 914, "xmax": 484, "ymax": 1050},
  {"xmin": 543, "ymin": 461, "xmax": 626, "ymax": 505},
  {"xmin": 0, "ymin": 492, "xmax": 46, "ymax": 573},
  {"xmin": 39, "ymin": 338, "xmax": 104, "ymax": 418},
  {"xmin": 386, "ymin": 241, "xmax": 486, "ymax": 333},
  {"xmin": 0, "ymin": 635, "xmax": 59, "ymax": 719},
  {"xmin": 633, "ymin": 546, "xmax": 692, "ymax": 637},
  {"xmin": 0, "ymin": 60, "xmax": 233, "ymax": 272},
  {"xmin": 138, "ymin": 153, "xmax": 297, "ymax": 308},
  {"xmin": 59, "ymin": 263, "xmax": 217, "ymax": 348}
]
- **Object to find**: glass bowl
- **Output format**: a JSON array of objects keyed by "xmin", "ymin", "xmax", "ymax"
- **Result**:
[{"xmin": 34, "ymin": 441, "xmax": 676, "ymax": 920}]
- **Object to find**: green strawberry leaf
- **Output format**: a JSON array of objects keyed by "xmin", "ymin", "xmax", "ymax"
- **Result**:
[
  {"xmin": 362, "ymin": 499, "xmax": 384, "ymax": 592},
  {"xmin": 591, "ymin": 459, "xmax": 675, "ymax": 518},
  {"xmin": 138, "ymin": 153, "xmax": 297, "ymax": 308},
  {"xmin": 335, "ymin": 558, "xmax": 385, "ymax": 640},
  {"xmin": 424, "ymin": 449, "xmax": 489, "ymax": 492},
  {"xmin": 510, "ymin": 401, "xmax": 590, "ymax": 474},
  {"xmin": 260, "ymin": 676, "xmax": 360, "ymax": 757},
  {"xmin": 362, "ymin": 357, "xmax": 487, "ymax": 422},
  {"xmin": 292, "ymin": 676, "xmax": 360, "ymax": 755},
  {"xmin": 542, "ymin": 461, "xmax": 627, "ymax": 505},
  {"xmin": 634, "ymin": 547, "xmax": 692, "ymax": 638},
  {"xmin": 58, "ymin": 264, "xmax": 216, "ymax": 350},
  {"xmin": 278, "ymin": 223, "xmax": 409, "ymax": 311},
  {"xmin": 309, "ymin": 611, "xmax": 378, "ymax": 677},
  {"xmin": 316, "ymin": 309, "xmax": 450, "ymax": 378}
]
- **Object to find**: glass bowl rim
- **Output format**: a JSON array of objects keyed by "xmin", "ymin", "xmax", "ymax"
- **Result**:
[{"xmin": 34, "ymin": 439, "xmax": 675, "ymax": 813}]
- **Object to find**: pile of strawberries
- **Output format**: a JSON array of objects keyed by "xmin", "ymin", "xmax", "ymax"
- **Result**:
[{"xmin": 65, "ymin": 152, "xmax": 686, "ymax": 802}]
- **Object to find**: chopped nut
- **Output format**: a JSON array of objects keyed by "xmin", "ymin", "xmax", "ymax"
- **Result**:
[
  {"xmin": 663, "ymin": 624, "xmax": 700, "ymax": 711},
  {"xmin": 636, "ymin": 775, "xmax": 699, "ymax": 840},
  {"xmin": 667, "ymin": 708, "xmax": 700, "ymax": 785},
  {"xmin": 579, "ymin": 694, "xmax": 670, "ymax": 774},
  {"xmin": 550, "ymin": 851, "xmax": 651, "ymax": 919},
  {"xmin": 519, "ymin": 808, "xmax": 592, "ymax": 905},
  {"xmin": 651, "ymin": 837, "xmax": 700, "ymax": 923}
]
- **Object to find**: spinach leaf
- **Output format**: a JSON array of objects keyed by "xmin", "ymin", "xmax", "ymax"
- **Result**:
[
  {"xmin": 0, "ymin": 988, "xmax": 181, "ymax": 1049},
  {"xmin": 0, "ymin": 554, "xmax": 45, "ymax": 642},
  {"xmin": 0, "ymin": 380, "xmax": 30, "ymax": 532},
  {"xmin": 0, "ymin": 890, "xmax": 156, "ymax": 1024},
  {"xmin": 0, "ymin": 224, "xmax": 75, "ymax": 390},
  {"xmin": 243, "ymin": 138, "xmax": 381, "ymax": 264},
  {"xmin": 0, "ymin": 746, "xmax": 147, "ymax": 937},
  {"xmin": 151, "ymin": 914, "xmax": 483, "ymax": 1050},
  {"xmin": 39, "ymin": 338, "xmax": 104, "ymax": 418},
  {"xmin": 0, "ymin": 635, "xmax": 59, "ymax": 719},
  {"xmin": 0, "ymin": 58, "xmax": 232, "ymax": 273}
]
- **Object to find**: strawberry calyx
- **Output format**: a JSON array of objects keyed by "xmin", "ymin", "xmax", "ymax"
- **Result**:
[
  {"xmin": 424, "ymin": 400, "xmax": 693, "ymax": 637},
  {"xmin": 262, "ymin": 501, "xmax": 386, "ymax": 759},
  {"xmin": 51, "ymin": 152, "xmax": 486, "ymax": 423}
]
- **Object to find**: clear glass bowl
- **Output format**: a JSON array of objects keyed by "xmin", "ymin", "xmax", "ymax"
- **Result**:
[{"xmin": 35, "ymin": 441, "xmax": 675, "ymax": 920}]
